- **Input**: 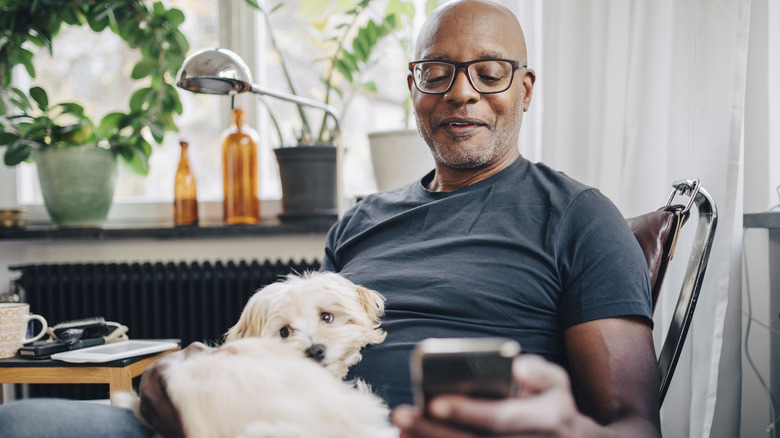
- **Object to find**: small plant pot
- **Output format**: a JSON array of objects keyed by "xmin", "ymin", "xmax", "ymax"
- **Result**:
[
  {"xmin": 34, "ymin": 145, "xmax": 117, "ymax": 228},
  {"xmin": 274, "ymin": 145, "xmax": 338, "ymax": 222}
]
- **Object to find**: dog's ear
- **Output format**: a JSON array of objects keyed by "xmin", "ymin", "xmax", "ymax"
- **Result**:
[
  {"xmin": 355, "ymin": 286, "xmax": 385, "ymax": 325},
  {"xmin": 224, "ymin": 294, "xmax": 267, "ymax": 342}
]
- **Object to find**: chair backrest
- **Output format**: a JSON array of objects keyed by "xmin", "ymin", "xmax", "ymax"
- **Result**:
[{"xmin": 625, "ymin": 179, "xmax": 718, "ymax": 405}]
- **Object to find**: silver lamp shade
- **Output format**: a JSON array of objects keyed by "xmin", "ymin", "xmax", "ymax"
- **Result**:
[{"xmin": 176, "ymin": 48, "xmax": 254, "ymax": 94}]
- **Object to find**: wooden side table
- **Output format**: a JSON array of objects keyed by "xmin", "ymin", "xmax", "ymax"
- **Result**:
[{"xmin": 0, "ymin": 345, "xmax": 179, "ymax": 405}]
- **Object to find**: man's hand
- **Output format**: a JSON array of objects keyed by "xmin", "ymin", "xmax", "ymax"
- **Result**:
[
  {"xmin": 138, "ymin": 342, "xmax": 210, "ymax": 438},
  {"xmin": 391, "ymin": 354, "xmax": 596, "ymax": 438}
]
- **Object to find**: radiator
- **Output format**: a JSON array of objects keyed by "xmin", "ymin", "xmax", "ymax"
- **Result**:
[{"xmin": 9, "ymin": 258, "xmax": 321, "ymax": 400}]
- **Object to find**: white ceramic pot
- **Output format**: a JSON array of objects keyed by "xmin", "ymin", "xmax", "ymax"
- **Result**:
[{"xmin": 368, "ymin": 129, "xmax": 434, "ymax": 191}]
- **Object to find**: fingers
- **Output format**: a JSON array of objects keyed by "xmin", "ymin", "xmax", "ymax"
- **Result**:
[
  {"xmin": 392, "ymin": 405, "xmax": 476, "ymax": 438},
  {"xmin": 513, "ymin": 354, "xmax": 572, "ymax": 397},
  {"xmin": 393, "ymin": 355, "xmax": 580, "ymax": 437}
]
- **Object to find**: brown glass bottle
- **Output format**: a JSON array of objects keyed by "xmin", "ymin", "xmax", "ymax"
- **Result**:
[
  {"xmin": 174, "ymin": 141, "xmax": 199, "ymax": 226},
  {"xmin": 221, "ymin": 108, "xmax": 260, "ymax": 225}
]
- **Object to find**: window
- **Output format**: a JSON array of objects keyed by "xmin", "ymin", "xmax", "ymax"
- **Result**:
[{"xmin": 5, "ymin": 0, "xmax": 433, "ymax": 223}]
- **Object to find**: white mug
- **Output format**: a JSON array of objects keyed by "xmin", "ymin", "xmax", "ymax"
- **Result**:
[{"xmin": 0, "ymin": 303, "xmax": 48, "ymax": 359}]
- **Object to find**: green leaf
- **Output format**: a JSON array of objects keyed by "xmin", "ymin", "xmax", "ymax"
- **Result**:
[
  {"xmin": 352, "ymin": 34, "xmax": 370, "ymax": 62},
  {"xmin": 4, "ymin": 138, "xmax": 38, "ymax": 166},
  {"xmin": 152, "ymin": 2, "xmax": 166, "ymax": 17},
  {"xmin": 339, "ymin": 50, "xmax": 359, "ymax": 72},
  {"xmin": 164, "ymin": 8, "xmax": 185, "ymax": 27},
  {"xmin": 166, "ymin": 30, "xmax": 189, "ymax": 58},
  {"xmin": 87, "ymin": 10, "xmax": 110, "ymax": 32},
  {"xmin": 0, "ymin": 132, "xmax": 19, "ymax": 146},
  {"xmin": 56, "ymin": 102, "xmax": 86, "ymax": 117},
  {"xmin": 364, "ymin": 20, "xmax": 379, "ymax": 46},
  {"xmin": 159, "ymin": 113, "xmax": 178, "ymax": 132},
  {"xmin": 162, "ymin": 84, "xmax": 183, "ymax": 115},
  {"xmin": 115, "ymin": 141, "xmax": 150, "ymax": 175},
  {"xmin": 12, "ymin": 48, "xmax": 36, "ymax": 78},
  {"xmin": 131, "ymin": 58, "xmax": 157, "ymax": 79},
  {"xmin": 22, "ymin": 117, "xmax": 51, "ymax": 138},
  {"xmin": 29, "ymin": 86, "xmax": 48, "ymax": 111},
  {"xmin": 10, "ymin": 88, "xmax": 32, "ymax": 112},
  {"xmin": 147, "ymin": 120, "xmax": 165, "ymax": 143},
  {"xmin": 129, "ymin": 87, "xmax": 154, "ymax": 111},
  {"xmin": 335, "ymin": 58, "xmax": 354, "ymax": 83},
  {"xmin": 98, "ymin": 112, "xmax": 126, "ymax": 138}
]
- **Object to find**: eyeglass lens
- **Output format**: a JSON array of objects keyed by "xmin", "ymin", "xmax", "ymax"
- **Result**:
[{"xmin": 413, "ymin": 60, "xmax": 515, "ymax": 94}]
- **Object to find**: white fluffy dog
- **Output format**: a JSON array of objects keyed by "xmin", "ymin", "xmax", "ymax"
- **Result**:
[
  {"xmin": 122, "ymin": 272, "xmax": 395, "ymax": 438},
  {"xmin": 224, "ymin": 271, "xmax": 387, "ymax": 380}
]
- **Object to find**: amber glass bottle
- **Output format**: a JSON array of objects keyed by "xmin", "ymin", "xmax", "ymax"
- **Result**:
[
  {"xmin": 221, "ymin": 108, "xmax": 260, "ymax": 225},
  {"xmin": 173, "ymin": 141, "xmax": 199, "ymax": 226}
]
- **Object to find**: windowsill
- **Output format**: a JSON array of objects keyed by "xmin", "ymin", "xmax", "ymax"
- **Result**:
[
  {"xmin": 0, "ymin": 217, "xmax": 335, "ymax": 242},
  {"xmin": 0, "ymin": 199, "xmax": 341, "ymax": 242}
]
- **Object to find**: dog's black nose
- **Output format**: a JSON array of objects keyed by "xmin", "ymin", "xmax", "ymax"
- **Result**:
[{"xmin": 305, "ymin": 344, "xmax": 326, "ymax": 362}]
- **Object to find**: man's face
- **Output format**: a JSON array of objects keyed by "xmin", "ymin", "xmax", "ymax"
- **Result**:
[{"xmin": 409, "ymin": 2, "xmax": 534, "ymax": 171}]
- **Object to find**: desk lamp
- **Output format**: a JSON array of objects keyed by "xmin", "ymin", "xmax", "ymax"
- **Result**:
[{"xmin": 176, "ymin": 47, "xmax": 344, "ymax": 218}]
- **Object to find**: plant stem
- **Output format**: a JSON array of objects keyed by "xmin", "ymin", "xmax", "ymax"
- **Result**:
[
  {"xmin": 257, "ymin": 97, "xmax": 285, "ymax": 147},
  {"xmin": 261, "ymin": 6, "xmax": 314, "ymax": 143},
  {"xmin": 316, "ymin": 5, "xmax": 364, "ymax": 143}
]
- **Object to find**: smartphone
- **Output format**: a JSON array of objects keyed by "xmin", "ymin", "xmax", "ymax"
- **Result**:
[
  {"xmin": 410, "ymin": 337, "xmax": 521, "ymax": 415},
  {"xmin": 17, "ymin": 340, "xmax": 68, "ymax": 359}
]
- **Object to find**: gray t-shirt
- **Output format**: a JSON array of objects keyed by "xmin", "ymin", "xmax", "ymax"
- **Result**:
[{"xmin": 321, "ymin": 156, "xmax": 652, "ymax": 408}]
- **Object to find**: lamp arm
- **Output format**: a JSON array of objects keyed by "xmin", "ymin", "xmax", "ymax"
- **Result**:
[{"xmin": 248, "ymin": 85, "xmax": 341, "ymax": 138}]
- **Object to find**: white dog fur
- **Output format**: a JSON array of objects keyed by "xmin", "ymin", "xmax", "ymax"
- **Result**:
[
  {"xmin": 121, "ymin": 271, "xmax": 395, "ymax": 438},
  {"xmin": 224, "ymin": 271, "xmax": 387, "ymax": 379},
  {"xmin": 164, "ymin": 338, "xmax": 395, "ymax": 438}
]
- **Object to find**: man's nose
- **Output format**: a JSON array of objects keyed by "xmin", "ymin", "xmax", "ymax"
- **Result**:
[{"xmin": 445, "ymin": 68, "xmax": 480, "ymax": 103}]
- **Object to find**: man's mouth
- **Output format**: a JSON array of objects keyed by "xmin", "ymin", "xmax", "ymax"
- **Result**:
[{"xmin": 439, "ymin": 117, "xmax": 486, "ymax": 135}]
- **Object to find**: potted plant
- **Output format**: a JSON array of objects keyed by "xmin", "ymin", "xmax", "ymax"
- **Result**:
[
  {"xmin": 0, "ymin": 0, "xmax": 188, "ymax": 227},
  {"xmin": 244, "ymin": 0, "xmax": 423, "ymax": 219}
]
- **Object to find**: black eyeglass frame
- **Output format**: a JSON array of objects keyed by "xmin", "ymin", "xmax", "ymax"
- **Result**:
[{"xmin": 408, "ymin": 58, "xmax": 527, "ymax": 95}]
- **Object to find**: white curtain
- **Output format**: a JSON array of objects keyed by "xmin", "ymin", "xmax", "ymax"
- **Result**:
[{"xmin": 505, "ymin": 0, "xmax": 750, "ymax": 436}]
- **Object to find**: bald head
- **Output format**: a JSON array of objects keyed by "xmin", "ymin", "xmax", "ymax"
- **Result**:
[{"xmin": 415, "ymin": 0, "xmax": 528, "ymax": 64}]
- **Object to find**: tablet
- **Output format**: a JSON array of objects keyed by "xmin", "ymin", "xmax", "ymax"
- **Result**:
[{"xmin": 51, "ymin": 340, "xmax": 179, "ymax": 363}]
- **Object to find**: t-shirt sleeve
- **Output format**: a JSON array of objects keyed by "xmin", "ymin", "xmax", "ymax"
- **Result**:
[{"xmin": 556, "ymin": 189, "xmax": 654, "ymax": 329}]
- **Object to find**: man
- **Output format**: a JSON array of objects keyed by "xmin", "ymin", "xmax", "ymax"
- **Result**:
[
  {"xmin": 322, "ymin": 1, "xmax": 661, "ymax": 436},
  {"xmin": 0, "ymin": 1, "xmax": 660, "ymax": 437}
]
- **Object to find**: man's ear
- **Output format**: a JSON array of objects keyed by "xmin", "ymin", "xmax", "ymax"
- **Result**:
[
  {"xmin": 521, "ymin": 69, "xmax": 536, "ymax": 112},
  {"xmin": 407, "ymin": 73, "xmax": 414, "ymax": 92}
]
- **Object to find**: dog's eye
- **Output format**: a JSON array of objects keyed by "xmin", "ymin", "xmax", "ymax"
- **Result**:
[
  {"xmin": 280, "ymin": 326, "xmax": 291, "ymax": 338},
  {"xmin": 320, "ymin": 312, "xmax": 334, "ymax": 324}
]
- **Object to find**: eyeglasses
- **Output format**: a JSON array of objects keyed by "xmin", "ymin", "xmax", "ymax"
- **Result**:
[{"xmin": 408, "ymin": 58, "xmax": 525, "ymax": 95}]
